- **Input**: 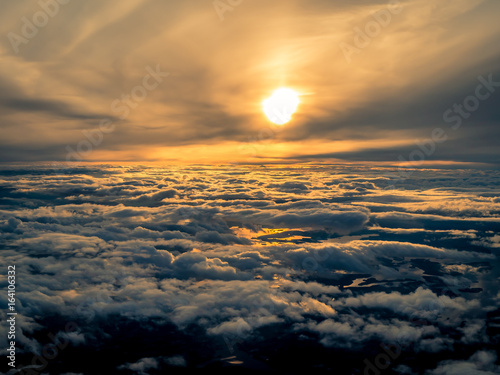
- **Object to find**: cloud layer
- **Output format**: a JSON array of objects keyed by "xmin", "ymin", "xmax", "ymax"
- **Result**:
[{"xmin": 0, "ymin": 164, "xmax": 499, "ymax": 374}]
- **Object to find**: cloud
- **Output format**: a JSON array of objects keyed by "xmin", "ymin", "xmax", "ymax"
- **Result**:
[
  {"xmin": 118, "ymin": 357, "xmax": 159, "ymax": 375},
  {"xmin": 426, "ymin": 351, "xmax": 500, "ymax": 375},
  {"xmin": 284, "ymin": 240, "xmax": 493, "ymax": 278},
  {"xmin": 0, "ymin": 165, "xmax": 498, "ymax": 373},
  {"xmin": 331, "ymin": 287, "xmax": 480, "ymax": 323},
  {"xmin": 222, "ymin": 208, "xmax": 370, "ymax": 234},
  {"xmin": 171, "ymin": 251, "xmax": 250, "ymax": 280},
  {"xmin": 0, "ymin": 0, "xmax": 499, "ymax": 164}
]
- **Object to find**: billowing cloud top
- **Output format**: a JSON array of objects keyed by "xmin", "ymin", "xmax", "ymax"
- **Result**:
[{"xmin": 0, "ymin": 164, "xmax": 499, "ymax": 374}]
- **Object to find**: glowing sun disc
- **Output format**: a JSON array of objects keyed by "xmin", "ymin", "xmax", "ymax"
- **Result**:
[{"xmin": 263, "ymin": 88, "xmax": 300, "ymax": 125}]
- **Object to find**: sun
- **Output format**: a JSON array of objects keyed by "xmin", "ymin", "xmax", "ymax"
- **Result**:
[{"xmin": 262, "ymin": 88, "xmax": 300, "ymax": 125}]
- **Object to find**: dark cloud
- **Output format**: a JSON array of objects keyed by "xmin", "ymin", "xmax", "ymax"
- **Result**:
[{"xmin": 1, "ymin": 97, "xmax": 115, "ymax": 121}]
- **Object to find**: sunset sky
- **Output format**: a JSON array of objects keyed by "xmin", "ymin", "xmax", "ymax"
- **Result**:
[
  {"xmin": 1, "ymin": 0, "xmax": 499, "ymax": 164},
  {"xmin": 1, "ymin": 2, "xmax": 500, "ymax": 375}
]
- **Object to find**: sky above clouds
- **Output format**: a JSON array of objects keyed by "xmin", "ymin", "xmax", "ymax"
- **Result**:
[{"xmin": 0, "ymin": 0, "xmax": 499, "ymax": 164}]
